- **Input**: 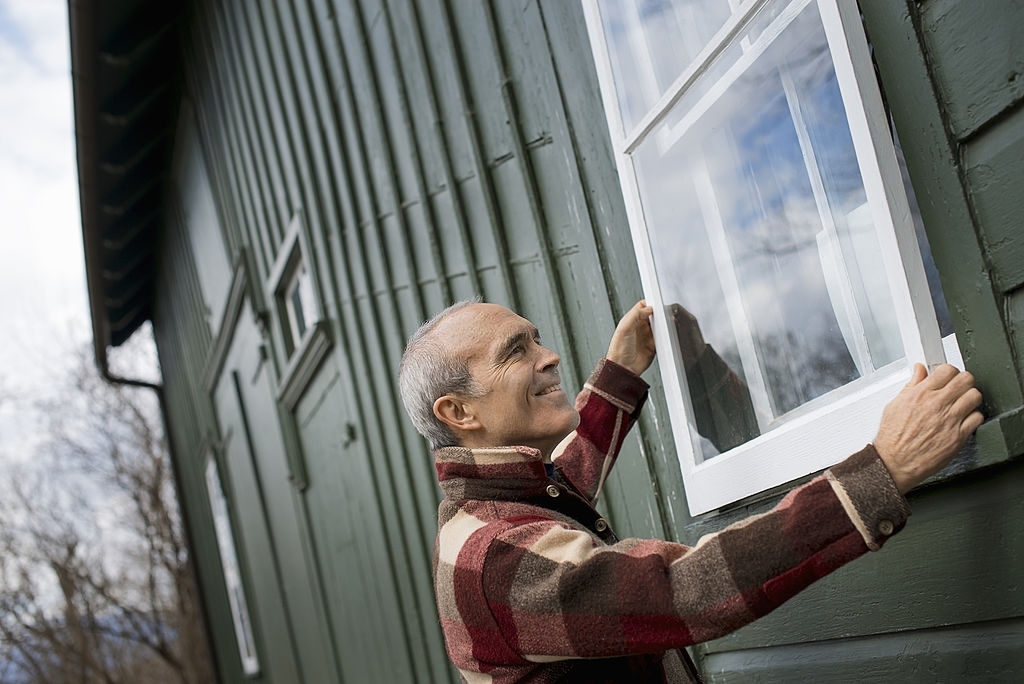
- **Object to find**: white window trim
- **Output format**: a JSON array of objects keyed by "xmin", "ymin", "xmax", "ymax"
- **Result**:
[
  {"xmin": 205, "ymin": 453, "xmax": 260, "ymax": 676},
  {"xmin": 266, "ymin": 209, "xmax": 333, "ymax": 431},
  {"xmin": 583, "ymin": 0, "xmax": 954, "ymax": 514},
  {"xmin": 268, "ymin": 211, "xmax": 323, "ymax": 357},
  {"xmin": 282, "ymin": 260, "xmax": 312, "ymax": 343}
]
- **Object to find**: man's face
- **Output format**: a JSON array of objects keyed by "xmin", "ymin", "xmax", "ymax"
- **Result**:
[{"xmin": 438, "ymin": 303, "xmax": 580, "ymax": 456}]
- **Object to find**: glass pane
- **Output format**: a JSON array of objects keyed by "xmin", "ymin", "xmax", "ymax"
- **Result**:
[
  {"xmin": 598, "ymin": 0, "xmax": 732, "ymax": 133},
  {"xmin": 289, "ymin": 283, "xmax": 307, "ymax": 339},
  {"xmin": 283, "ymin": 260, "xmax": 318, "ymax": 347},
  {"xmin": 205, "ymin": 459, "xmax": 260, "ymax": 675},
  {"xmin": 297, "ymin": 263, "xmax": 318, "ymax": 333},
  {"xmin": 632, "ymin": 1, "xmax": 904, "ymax": 461}
]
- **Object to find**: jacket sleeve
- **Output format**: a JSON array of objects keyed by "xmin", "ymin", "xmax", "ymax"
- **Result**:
[
  {"xmin": 480, "ymin": 445, "xmax": 910, "ymax": 662},
  {"xmin": 552, "ymin": 359, "xmax": 649, "ymax": 502}
]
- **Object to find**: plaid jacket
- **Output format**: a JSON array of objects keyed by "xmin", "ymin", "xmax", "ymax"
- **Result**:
[{"xmin": 433, "ymin": 360, "xmax": 911, "ymax": 683}]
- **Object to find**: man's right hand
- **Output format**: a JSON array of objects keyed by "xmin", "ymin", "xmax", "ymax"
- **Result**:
[
  {"xmin": 873, "ymin": 363, "xmax": 984, "ymax": 494},
  {"xmin": 606, "ymin": 300, "xmax": 657, "ymax": 377}
]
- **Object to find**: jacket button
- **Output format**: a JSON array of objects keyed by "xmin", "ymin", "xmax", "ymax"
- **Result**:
[
  {"xmin": 594, "ymin": 518, "xmax": 608, "ymax": 532},
  {"xmin": 878, "ymin": 519, "xmax": 894, "ymax": 536},
  {"xmin": 546, "ymin": 484, "xmax": 560, "ymax": 498}
]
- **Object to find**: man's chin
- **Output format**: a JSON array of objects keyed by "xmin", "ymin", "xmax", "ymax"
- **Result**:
[{"xmin": 550, "ymin": 412, "xmax": 582, "ymax": 458}]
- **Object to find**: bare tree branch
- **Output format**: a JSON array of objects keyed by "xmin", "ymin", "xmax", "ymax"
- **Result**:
[{"xmin": 0, "ymin": 338, "xmax": 213, "ymax": 684}]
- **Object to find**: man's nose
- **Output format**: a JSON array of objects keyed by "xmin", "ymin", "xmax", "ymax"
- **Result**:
[{"xmin": 537, "ymin": 344, "xmax": 560, "ymax": 372}]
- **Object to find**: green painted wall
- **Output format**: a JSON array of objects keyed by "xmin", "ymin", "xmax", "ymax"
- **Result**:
[
  {"xmin": 148, "ymin": 0, "xmax": 1024, "ymax": 681},
  {"xmin": 156, "ymin": 1, "xmax": 679, "ymax": 681}
]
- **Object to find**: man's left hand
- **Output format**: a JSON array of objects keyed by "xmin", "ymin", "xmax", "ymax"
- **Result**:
[{"xmin": 606, "ymin": 300, "xmax": 657, "ymax": 377}]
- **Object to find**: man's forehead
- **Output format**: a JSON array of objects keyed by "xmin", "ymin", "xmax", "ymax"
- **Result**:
[{"xmin": 437, "ymin": 303, "xmax": 534, "ymax": 356}]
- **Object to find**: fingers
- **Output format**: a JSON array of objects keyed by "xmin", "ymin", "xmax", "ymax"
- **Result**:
[
  {"xmin": 632, "ymin": 299, "xmax": 653, "ymax": 321},
  {"xmin": 912, "ymin": 364, "xmax": 979, "ymax": 405},
  {"xmin": 918, "ymin": 363, "xmax": 977, "ymax": 392},
  {"xmin": 906, "ymin": 362, "xmax": 928, "ymax": 387},
  {"xmin": 952, "ymin": 389, "xmax": 984, "ymax": 442},
  {"xmin": 625, "ymin": 300, "xmax": 654, "ymax": 332},
  {"xmin": 951, "ymin": 382, "xmax": 983, "ymax": 413},
  {"xmin": 922, "ymin": 363, "xmax": 985, "ymax": 441},
  {"xmin": 946, "ymin": 369, "xmax": 979, "ymax": 399},
  {"xmin": 961, "ymin": 409, "xmax": 985, "ymax": 438},
  {"xmin": 614, "ymin": 300, "xmax": 645, "ymax": 332},
  {"xmin": 917, "ymin": 362, "xmax": 957, "ymax": 388},
  {"xmin": 932, "ymin": 369, "xmax": 981, "ymax": 422}
]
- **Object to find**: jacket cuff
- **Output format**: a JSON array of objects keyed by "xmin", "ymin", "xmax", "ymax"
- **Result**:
[
  {"xmin": 584, "ymin": 359, "xmax": 650, "ymax": 416},
  {"xmin": 825, "ymin": 444, "xmax": 911, "ymax": 551}
]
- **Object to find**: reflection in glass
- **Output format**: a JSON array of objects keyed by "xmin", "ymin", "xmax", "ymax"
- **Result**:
[
  {"xmin": 598, "ymin": 0, "xmax": 731, "ymax": 133},
  {"xmin": 631, "ymin": 2, "xmax": 904, "ymax": 461},
  {"xmin": 205, "ymin": 458, "xmax": 260, "ymax": 675},
  {"xmin": 284, "ymin": 260, "xmax": 317, "ymax": 347}
]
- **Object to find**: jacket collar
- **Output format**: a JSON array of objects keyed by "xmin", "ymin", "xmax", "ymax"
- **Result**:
[{"xmin": 434, "ymin": 445, "xmax": 552, "ymax": 502}]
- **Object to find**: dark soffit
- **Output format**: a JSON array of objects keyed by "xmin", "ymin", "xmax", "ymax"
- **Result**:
[{"xmin": 69, "ymin": 0, "xmax": 182, "ymax": 362}]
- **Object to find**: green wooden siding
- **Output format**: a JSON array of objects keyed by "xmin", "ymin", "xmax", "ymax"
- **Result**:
[
  {"xmin": 147, "ymin": 0, "xmax": 1024, "ymax": 682},
  {"xmin": 862, "ymin": 0, "xmax": 1024, "ymax": 443},
  {"xmin": 156, "ymin": 1, "xmax": 680, "ymax": 681}
]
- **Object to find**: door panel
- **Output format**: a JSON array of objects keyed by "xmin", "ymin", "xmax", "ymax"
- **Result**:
[{"xmin": 212, "ymin": 303, "xmax": 336, "ymax": 683}]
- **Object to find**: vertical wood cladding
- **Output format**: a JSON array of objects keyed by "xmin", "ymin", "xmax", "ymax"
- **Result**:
[
  {"xmin": 863, "ymin": 0, "xmax": 1024, "ymax": 422},
  {"xmin": 151, "ymin": 0, "xmax": 1024, "ymax": 681},
  {"xmin": 171, "ymin": 1, "xmax": 664, "ymax": 681}
]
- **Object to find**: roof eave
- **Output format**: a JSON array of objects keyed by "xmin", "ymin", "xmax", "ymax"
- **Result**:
[{"xmin": 69, "ymin": 0, "xmax": 111, "ymax": 372}]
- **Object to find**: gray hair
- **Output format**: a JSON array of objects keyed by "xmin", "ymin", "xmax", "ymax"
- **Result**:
[{"xmin": 399, "ymin": 299, "xmax": 485, "ymax": 450}]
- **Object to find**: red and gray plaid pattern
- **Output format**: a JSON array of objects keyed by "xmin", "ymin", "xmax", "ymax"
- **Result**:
[{"xmin": 433, "ymin": 360, "xmax": 910, "ymax": 683}]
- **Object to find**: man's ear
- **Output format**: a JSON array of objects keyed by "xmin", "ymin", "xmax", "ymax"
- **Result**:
[{"xmin": 433, "ymin": 395, "xmax": 483, "ymax": 434}]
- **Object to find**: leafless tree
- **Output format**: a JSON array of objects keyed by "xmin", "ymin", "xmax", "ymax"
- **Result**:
[{"xmin": 0, "ymin": 337, "xmax": 214, "ymax": 684}]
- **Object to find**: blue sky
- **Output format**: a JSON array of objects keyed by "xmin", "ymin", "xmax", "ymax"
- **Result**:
[{"xmin": 0, "ymin": 0, "xmax": 88, "ymax": 456}]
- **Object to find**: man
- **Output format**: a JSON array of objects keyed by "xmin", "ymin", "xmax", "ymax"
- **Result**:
[{"xmin": 398, "ymin": 299, "xmax": 984, "ymax": 683}]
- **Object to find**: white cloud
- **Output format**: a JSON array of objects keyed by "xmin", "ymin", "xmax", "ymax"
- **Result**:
[
  {"xmin": 0, "ymin": 0, "xmax": 88, "ymax": 467},
  {"xmin": 0, "ymin": 0, "xmax": 87, "ymax": 386}
]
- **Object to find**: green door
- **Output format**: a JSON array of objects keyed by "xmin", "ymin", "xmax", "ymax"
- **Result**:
[{"xmin": 211, "ymin": 296, "xmax": 337, "ymax": 682}]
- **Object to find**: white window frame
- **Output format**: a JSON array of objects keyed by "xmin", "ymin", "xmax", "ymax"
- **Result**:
[
  {"xmin": 282, "ymin": 258, "xmax": 316, "ymax": 344},
  {"xmin": 583, "ymin": 0, "xmax": 957, "ymax": 514},
  {"xmin": 268, "ymin": 211, "xmax": 322, "ymax": 358},
  {"xmin": 205, "ymin": 454, "xmax": 260, "ymax": 676}
]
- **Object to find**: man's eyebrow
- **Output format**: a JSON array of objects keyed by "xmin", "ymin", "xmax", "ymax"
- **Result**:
[{"xmin": 495, "ymin": 326, "xmax": 539, "ymax": 361}]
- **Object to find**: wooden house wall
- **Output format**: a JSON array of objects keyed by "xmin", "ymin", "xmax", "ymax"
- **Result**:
[
  {"xmin": 152, "ymin": 1, "xmax": 687, "ymax": 681},
  {"xmin": 147, "ymin": 0, "xmax": 1024, "ymax": 682}
]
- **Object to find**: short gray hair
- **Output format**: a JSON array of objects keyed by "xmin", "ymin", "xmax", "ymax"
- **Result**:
[{"xmin": 399, "ymin": 299, "xmax": 485, "ymax": 450}]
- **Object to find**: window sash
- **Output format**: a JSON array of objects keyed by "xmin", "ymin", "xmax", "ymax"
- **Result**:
[
  {"xmin": 205, "ymin": 456, "xmax": 260, "ymax": 675},
  {"xmin": 583, "ymin": 0, "xmax": 948, "ymax": 514},
  {"xmin": 268, "ymin": 211, "xmax": 323, "ymax": 357},
  {"xmin": 283, "ymin": 260, "xmax": 316, "ymax": 344}
]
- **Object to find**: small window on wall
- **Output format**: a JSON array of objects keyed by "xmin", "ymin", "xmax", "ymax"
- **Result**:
[
  {"xmin": 269, "ymin": 212, "xmax": 322, "ymax": 357},
  {"xmin": 205, "ymin": 456, "xmax": 260, "ymax": 676},
  {"xmin": 267, "ymin": 210, "xmax": 332, "ymax": 414},
  {"xmin": 282, "ymin": 257, "xmax": 317, "ymax": 348},
  {"xmin": 583, "ymin": 0, "xmax": 958, "ymax": 514}
]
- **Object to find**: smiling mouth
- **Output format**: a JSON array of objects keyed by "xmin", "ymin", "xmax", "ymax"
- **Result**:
[{"xmin": 536, "ymin": 384, "xmax": 562, "ymax": 396}]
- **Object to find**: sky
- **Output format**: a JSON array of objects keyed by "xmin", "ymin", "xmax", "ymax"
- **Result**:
[
  {"xmin": 0, "ymin": 0, "xmax": 90, "ymax": 455},
  {"xmin": 0, "ymin": 2, "xmax": 164, "ymax": 605}
]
